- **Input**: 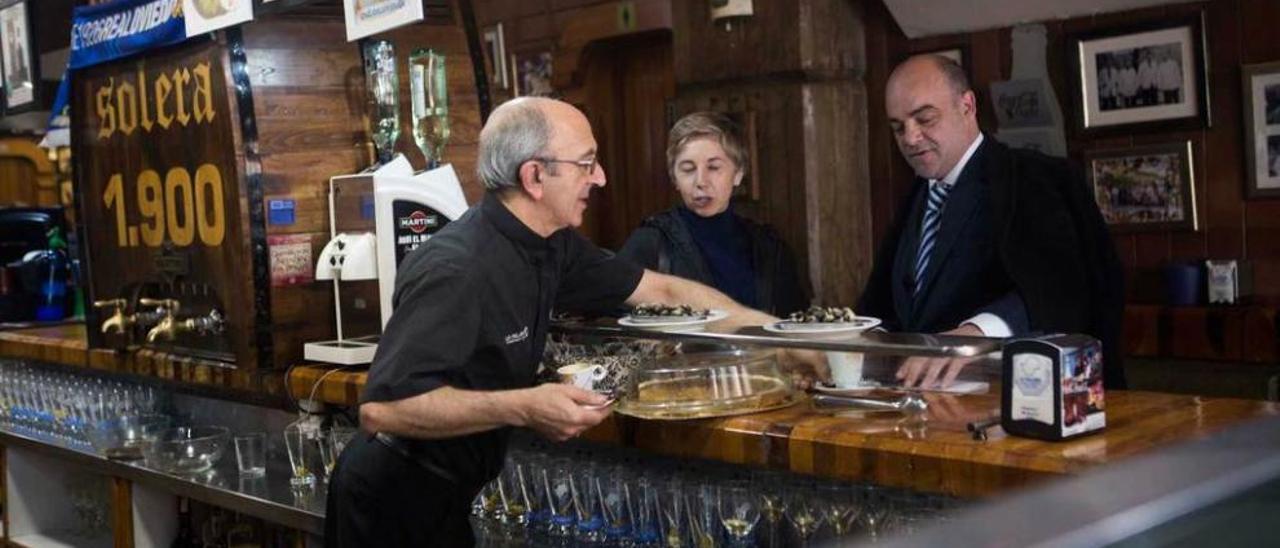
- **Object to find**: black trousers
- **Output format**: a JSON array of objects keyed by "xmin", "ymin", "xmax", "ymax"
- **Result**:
[{"xmin": 325, "ymin": 431, "xmax": 477, "ymax": 547}]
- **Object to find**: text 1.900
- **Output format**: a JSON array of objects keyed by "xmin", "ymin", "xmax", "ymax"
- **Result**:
[{"xmin": 101, "ymin": 164, "xmax": 226, "ymax": 248}]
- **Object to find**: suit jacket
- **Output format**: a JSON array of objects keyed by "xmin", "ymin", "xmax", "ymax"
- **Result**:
[
  {"xmin": 618, "ymin": 207, "xmax": 810, "ymax": 317},
  {"xmin": 858, "ymin": 137, "xmax": 1127, "ymax": 388}
]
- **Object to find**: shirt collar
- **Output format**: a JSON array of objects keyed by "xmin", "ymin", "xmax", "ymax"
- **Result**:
[
  {"xmin": 481, "ymin": 192, "xmax": 551, "ymax": 252},
  {"xmin": 930, "ymin": 133, "xmax": 984, "ymax": 187}
]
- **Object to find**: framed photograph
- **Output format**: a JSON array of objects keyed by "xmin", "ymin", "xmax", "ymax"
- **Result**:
[
  {"xmin": 1085, "ymin": 141, "xmax": 1197, "ymax": 233},
  {"xmin": 511, "ymin": 50, "xmax": 553, "ymax": 97},
  {"xmin": 1069, "ymin": 13, "xmax": 1209, "ymax": 134},
  {"xmin": 1242, "ymin": 61, "xmax": 1280, "ymax": 199},
  {"xmin": 483, "ymin": 23, "xmax": 508, "ymax": 90},
  {"xmin": 0, "ymin": 0, "xmax": 35, "ymax": 113}
]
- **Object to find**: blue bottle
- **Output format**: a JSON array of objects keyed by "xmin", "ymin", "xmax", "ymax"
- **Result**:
[{"xmin": 34, "ymin": 228, "xmax": 69, "ymax": 322}]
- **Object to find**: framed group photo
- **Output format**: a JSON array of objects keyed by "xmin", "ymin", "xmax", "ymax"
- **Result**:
[
  {"xmin": 1069, "ymin": 13, "xmax": 1209, "ymax": 135},
  {"xmin": 1085, "ymin": 141, "xmax": 1198, "ymax": 233},
  {"xmin": 0, "ymin": 0, "xmax": 35, "ymax": 113},
  {"xmin": 1242, "ymin": 61, "xmax": 1280, "ymax": 199},
  {"xmin": 511, "ymin": 49, "xmax": 553, "ymax": 97}
]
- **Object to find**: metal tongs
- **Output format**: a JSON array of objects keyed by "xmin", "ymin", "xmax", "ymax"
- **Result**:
[{"xmin": 812, "ymin": 392, "xmax": 929, "ymax": 413}]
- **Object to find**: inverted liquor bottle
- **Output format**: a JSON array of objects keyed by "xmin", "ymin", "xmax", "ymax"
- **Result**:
[
  {"xmin": 362, "ymin": 39, "xmax": 400, "ymax": 166},
  {"xmin": 409, "ymin": 48, "xmax": 450, "ymax": 170}
]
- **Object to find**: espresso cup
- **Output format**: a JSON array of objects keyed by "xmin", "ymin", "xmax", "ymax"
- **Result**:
[
  {"xmin": 557, "ymin": 362, "xmax": 608, "ymax": 392},
  {"xmin": 826, "ymin": 351, "xmax": 867, "ymax": 388}
]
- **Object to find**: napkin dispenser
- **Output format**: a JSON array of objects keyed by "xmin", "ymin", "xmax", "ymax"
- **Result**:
[{"xmin": 1001, "ymin": 334, "xmax": 1106, "ymax": 441}]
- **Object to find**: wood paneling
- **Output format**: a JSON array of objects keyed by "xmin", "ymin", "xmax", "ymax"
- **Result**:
[{"xmin": 0, "ymin": 138, "xmax": 57, "ymax": 207}]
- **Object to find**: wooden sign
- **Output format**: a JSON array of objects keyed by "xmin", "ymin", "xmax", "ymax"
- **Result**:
[{"xmin": 74, "ymin": 36, "xmax": 265, "ymax": 367}]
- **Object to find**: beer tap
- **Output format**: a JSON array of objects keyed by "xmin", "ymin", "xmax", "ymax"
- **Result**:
[
  {"xmin": 93, "ymin": 299, "xmax": 130, "ymax": 334},
  {"xmin": 182, "ymin": 309, "xmax": 226, "ymax": 336},
  {"xmin": 140, "ymin": 298, "xmax": 182, "ymax": 342}
]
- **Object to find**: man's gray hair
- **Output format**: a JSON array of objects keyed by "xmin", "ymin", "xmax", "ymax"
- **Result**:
[{"xmin": 477, "ymin": 99, "xmax": 552, "ymax": 191}]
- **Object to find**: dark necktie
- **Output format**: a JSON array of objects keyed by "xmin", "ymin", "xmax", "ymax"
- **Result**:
[{"xmin": 914, "ymin": 181, "xmax": 951, "ymax": 296}]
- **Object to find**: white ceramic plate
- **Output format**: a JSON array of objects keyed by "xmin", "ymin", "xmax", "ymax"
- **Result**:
[
  {"xmin": 763, "ymin": 316, "xmax": 882, "ymax": 335},
  {"xmin": 618, "ymin": 309, "xmax": 729, "ymax": 331}
]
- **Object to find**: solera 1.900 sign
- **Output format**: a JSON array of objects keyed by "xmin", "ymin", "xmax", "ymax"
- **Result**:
[{"xmin": 89, "ymin": 57, "xmax": 231, "ymax": 251}]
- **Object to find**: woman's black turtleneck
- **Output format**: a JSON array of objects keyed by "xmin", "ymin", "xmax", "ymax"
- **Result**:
[{"xmin": 676, "ymin": 205, "xmax": 757, "ymax": 308}]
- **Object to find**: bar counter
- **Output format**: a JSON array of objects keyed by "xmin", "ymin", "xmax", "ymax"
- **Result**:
[{"xmin": 4, "ymin": 324, "xmax": 1278, "ymax": 499}]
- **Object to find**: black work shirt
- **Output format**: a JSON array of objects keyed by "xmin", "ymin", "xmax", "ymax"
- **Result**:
[{"xmin": 361, "ymin": 192, "xmax": 643, "ymax": 490}]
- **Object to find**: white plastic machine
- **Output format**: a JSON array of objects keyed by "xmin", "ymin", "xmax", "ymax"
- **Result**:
[{"xmin": 305, "ymin": 156, "xmax": 469, "ymax": 364}]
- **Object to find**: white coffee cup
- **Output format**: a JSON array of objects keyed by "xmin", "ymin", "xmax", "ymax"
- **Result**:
[
  {"xmin": 826, "ymin": 352, "xmax": 866, "ymax": 388},
  {"xmin": 557, "ymin": 362, "xmax": 608, "ymax": 391}
]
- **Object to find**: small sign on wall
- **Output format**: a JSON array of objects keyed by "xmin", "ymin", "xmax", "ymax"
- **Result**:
[
  {"xmin": 183, "ymin": 0, "xmax": 255, "ymax": 36},
  {"xmin": 268, "ymin": 199, "xmax": 296, "ymax": 226},
  {"xmin": 268, "ymin": 233, "xmax": 313, "ymax": 287}
]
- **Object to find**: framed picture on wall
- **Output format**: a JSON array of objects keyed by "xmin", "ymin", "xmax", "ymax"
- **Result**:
[
  {"xmin": 1242, "ymin": 61, "xmax": 1280, "ymax": 199},
  {"xmin": 482, "ymin": 23, "xmax": 508, "ymax": 90},
  {"xmin": 511, "ymin": 49, "xmax": 553, "ymax": 97},
  {"xmin": 0, "ymin": 0, "xmax": 36, "ymax": 113},
  {"xmin": 1069, "ymin": 13, "xmax": 1209, "ymax": 135},
  {"xmin": 1085, "ymin": 141, "xmax": 1198, "ymax": 233}
]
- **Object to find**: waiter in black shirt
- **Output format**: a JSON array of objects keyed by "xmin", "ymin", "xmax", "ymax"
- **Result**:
[{"xmin": 325, "ymin": 97, "xmax": 786, "ymax": 546}]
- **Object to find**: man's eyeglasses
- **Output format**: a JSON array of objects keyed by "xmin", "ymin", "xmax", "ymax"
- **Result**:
[{"xmin": 534, "ymin": 157, "xmax": 599, "ymax": 176}]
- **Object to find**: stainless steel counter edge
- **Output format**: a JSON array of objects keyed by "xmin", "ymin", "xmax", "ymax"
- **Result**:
[
  {"xmin": 552, "ymin": 322, "xmax": 1005, "ymax": 357},
  {"xmin": 0, "ymin": 428, "xmax": 326, "ymax": 536}
]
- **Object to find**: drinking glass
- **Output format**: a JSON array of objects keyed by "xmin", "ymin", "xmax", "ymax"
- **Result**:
[
  {"xmin": 659, "ymin": 479, "xmax": 688, "ymax": 548},
  {"xmin": 283, "ymin": 419, "xmax": 318, "ymax": 487},
  {"xmin": 718, "ymin": 480, "xmax": 760, "ymax": 547},
  {"xmin": 785, "ymin": 483, "xmax": 826, "ymax": 546},
  {"xmin": 599, "ymin": 466, "xmax": 633, "ymax": 544},
  {"xmin": 571, "ymin": 464, "xmax": 605, "ymax": 544},
  {"xmin": 408, "ymin": 48, "xmax": 450, "ymax": 169},
  {"xmin": 859, "ymin": 485, "xmax": 894, "ymax": 541},
  {"xmin": 818, "ymin": 483, "xmax": 862, "ymax": 537},
  {"xmin": 234, "ymin": 433, "xmax": 267, "ymax": 477},
  {"xmin": 631, "ymin": 477, "xmax": 663, "ymax": 547},
  {"xmin": 545, "ymin": 458, "xmax": 577, "ymax": 541},
  {"xmin": 362, "ymin": 39, "xmax": 400, "ymax": 165}
]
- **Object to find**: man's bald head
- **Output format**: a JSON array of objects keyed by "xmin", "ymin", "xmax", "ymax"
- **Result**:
[
  {"xmin": 478, "ymin": 98, "xmax": 584, "ymax": 191},
  {"xmin": 885, "ymin": 54, "xmax": 981, "ymax": 180}
]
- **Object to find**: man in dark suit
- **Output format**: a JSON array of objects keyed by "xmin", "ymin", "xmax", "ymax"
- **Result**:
[{"xmin": 858, "ymin": 55, "xmax": 1125, "ymax": 390}]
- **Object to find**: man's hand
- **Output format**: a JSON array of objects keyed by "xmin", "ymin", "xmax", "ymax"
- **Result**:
[
  {"xmin": 778, "ymin": 348, "xmax": 829, "ymax": 390},
  {"xmin": 895, "ymin": 323, "xmax": 984, "ymax": 389},
  {"xmin": 512, "ymin": 384, "xmax": 613, "ymax": 441}
]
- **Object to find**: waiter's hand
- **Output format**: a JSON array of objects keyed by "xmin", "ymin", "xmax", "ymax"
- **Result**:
[
  {"xmin": 896, "ymin": 323, "xmax": 983, "ymax": 389},
  {"xmin": 516, "ymin": 384, "xmax": 613, "ymax": 442},
  {"xmin": 777, "ymin": 348, "xmax": 829, "ymax": 390}
]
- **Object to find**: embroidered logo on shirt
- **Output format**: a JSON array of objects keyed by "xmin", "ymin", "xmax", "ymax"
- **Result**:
[{"xmin": 505, "ymin": 326, "xmax": 529, "ymax": 345}]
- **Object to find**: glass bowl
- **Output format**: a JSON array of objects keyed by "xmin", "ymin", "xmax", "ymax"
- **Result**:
[
  {"xmin": 86, "ymin": 414, "xmax": 171, "ymax": 460},
  {"xmin": 143, "ymin": 426, "xmax": 230, "ymax": 474},
  {"xmin": 615, "ymin": 346, "xmax": 798, "ymax": 420}
]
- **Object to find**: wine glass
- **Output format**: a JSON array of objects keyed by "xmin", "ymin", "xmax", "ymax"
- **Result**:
[
  {"xmin": 859, "ymin": 485, "xmax": 895, "ymax": 541},
  {"xmin": 818, "ymin": 483, "xmax": 862, "ymax": 537},
  {"xmin": 718, "ymin": 480, "xmax": 761, "ymax": 547},
  {"xmin": 408, "ymin": 48, "xmax": 450, "ymax": 170},
  {"xmin": 362, "ymin": 40, "xmax": 400, "ymax": 166},
  {"xmin": 785, "ymin": 483, "xmax": 826, "ymax": 546}
]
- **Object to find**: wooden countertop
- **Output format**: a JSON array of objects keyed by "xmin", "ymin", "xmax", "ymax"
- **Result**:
[
  {"xmin": 285, "ymin": 362, "xmax": 1279, "ymax": 498},
  {"xmin": 6, "ymin": 325, "xmax": 1278, "ymax": 498},
  {"xmin": 0, "ymin": 324, "xmax": 291, "ymax": 405}
]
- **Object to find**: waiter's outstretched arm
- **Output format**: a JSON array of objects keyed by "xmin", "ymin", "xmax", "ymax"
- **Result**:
[
  {"xmin": 626, "ymin": 269, "xmax": 777, "ymax": 330},
  {"xmin": 360, "ymin": 383, "xmax": 611, "ymax": 442}
]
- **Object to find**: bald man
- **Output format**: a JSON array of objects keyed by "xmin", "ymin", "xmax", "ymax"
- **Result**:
[
  {"xmin": 325, "ymin": 98, "xmax": 783, "ymax": 546},
  {"xmin": 857, "ymin": 55, "xmax": 1126, "ymax": 391}
]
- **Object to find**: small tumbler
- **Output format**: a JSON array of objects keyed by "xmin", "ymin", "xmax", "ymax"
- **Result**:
[{"xmin": 234, "ymin": 433, "xmax": 267, "ymax": 478}]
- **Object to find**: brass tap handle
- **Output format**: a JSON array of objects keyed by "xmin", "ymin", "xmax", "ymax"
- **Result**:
[
  {"xmin": 181, "ymin": 309, "xmax": 225, "ymax": 336},
  {"xmin": 95, "ymin": 299, "xmax": 131, "ymax": 335},
  {"xmin": 93, "ymin": 298, "xmax": 127, "ymax": 310},
  {"xmin": 138, "ymin": 298, "xmax": 180, "ymax": 312}
]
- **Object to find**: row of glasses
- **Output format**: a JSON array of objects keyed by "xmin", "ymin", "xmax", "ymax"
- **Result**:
[
  {"xmin": 472, "ymin": 441, "xmax": 966, "ymax": 547},
  {"xmin": 0, "ymin": 360, "xmax": 164, "ymax": 448}
]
